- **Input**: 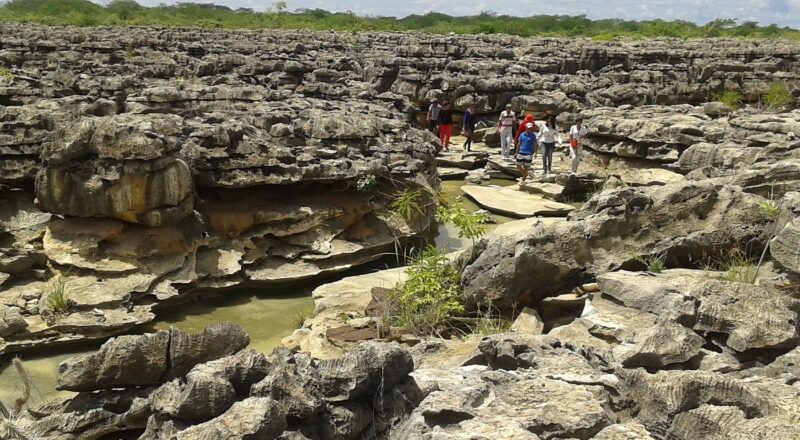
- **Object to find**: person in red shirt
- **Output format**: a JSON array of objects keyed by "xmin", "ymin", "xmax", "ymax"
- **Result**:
[{"xmin": 514, "ymin": 114, "xmax": 537, "ymax": 143}]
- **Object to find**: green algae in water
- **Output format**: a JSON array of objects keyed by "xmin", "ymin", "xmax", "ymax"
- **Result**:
[
  {"xmin": 0, "ymin": 349, "xmax": 94, "ymax": 406},
  {"xmin": 0, "ymin": 291, "xmax": 314, "ymax": 404},
  {"xmin": 147, "ymin": 291, "xmax": 314, "ymax": 355}
]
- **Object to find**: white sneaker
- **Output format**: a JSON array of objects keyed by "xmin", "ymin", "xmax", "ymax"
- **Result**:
[{"xmin": 570, "ymin": 172, "xmax": 576, "ymax": 176}]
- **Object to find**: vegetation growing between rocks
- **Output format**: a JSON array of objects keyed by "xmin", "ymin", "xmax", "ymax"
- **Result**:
[
  {"xmin": 633, "ymin": 253, "xmax": 667, "ymax": 273},
  {"xmin": 763, "ymin": 82, "xmax": 793, "ymax": 110},
  {"xmin": 2, "ymin": 1, "xmax": 800, "ymax": 39},
  {"xmin": 383, "ymin": 245, "xmax": 464, "ymax": 335},
  {"xmin": 435, "ymin": 200, "xmax": 487, "ymax": 245},
  {"xmin": 46, "ymin": 274, "xmax": 72, "ymax": 314},
  {"xmin": 390, "ymin": 189, "xmax": 424, "ymax": 222},
  {"xmin": 759, "ymin": 199, "xmax": 780, "ymax": 218},
  {"xmin": 714, "ymin": 89, "xmax": 744, "ymax": 110}
]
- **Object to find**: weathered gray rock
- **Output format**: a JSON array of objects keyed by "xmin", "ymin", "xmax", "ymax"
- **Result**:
[
  {"xmin": 175, "ymin": 397, "xmax": 287, "ymax": 440},
  {"xmin": 317, "ymin": 341, "xmax": 414, "ymax": 401},
  {"xmin": 459, "ymin": 181, "xmax": 772, "ymax": 310},
  {"xmin": 620, "ymin": 320, "xmax": 705, "ymax": 368},
  {"xmin": 56, "ymin": 330, "xmax": 170, "ymax": 392},
  {"xmin": 168, "ymin": 322, "xmax": 251, "ymax": 378}
]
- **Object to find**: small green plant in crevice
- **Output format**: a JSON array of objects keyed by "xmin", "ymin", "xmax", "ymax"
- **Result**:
[
  {"xmin": 763, "ymin": 82, "xmax": 792, "ymax": 110},
  {"xmin": 435, "ymin": 200, "xmax": 487, "ymax": 244},
  {"xmin": 124, "ymin": 43, "xmax": 134, "ymax": 58},
  {"xmin": 633, "ymin": 253, "xmax": 667, "ymax": 273},
  {"xmin": 390, "ymin": 189, "xmax": 424, "ymax": 222},
  {"xmin": 713, "ymin": 89, "xmax": 743, "ymax": 110},
  {"xmin": 383, "ymin": 245, "xmax": 463, "ymax": 336},
  {"xmin": 46, "ymin": 274, "xmax": 72, "ymax": 314},
  {"xmin": 759, "ymin": 199, "xmax": 780, "ymax": 218},
  {"xmin": 0, "ymin": 67, "xmax": 12, "ymax": 82},
  {"xmin": 356, "ymin": 174, "xmax": 377, "ymax": 193}
]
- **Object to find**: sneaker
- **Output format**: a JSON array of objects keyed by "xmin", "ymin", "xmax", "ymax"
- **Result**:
[{"xmin": 570, "ymin": 172, "xmax": 576, "ymax": 176}]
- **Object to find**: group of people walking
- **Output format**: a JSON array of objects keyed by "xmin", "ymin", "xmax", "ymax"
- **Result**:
[{"xmin": 428, "ymin": 99, "xmax": 589, "ymax": 187}]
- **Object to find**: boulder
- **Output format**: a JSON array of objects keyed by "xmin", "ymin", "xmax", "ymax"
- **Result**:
[
  {"xmin": 56, "ymin": 330, "xmax": 170, "ymax": 392},
  {"xmin": 317, "ymin": 341, "xmax": 414, "ymax": 401},
  {"xmin": 175, "ymin": 397, "xmax": 287, "ymax": 440},
  {"xmin": 459, "ymin": 181, "xmax": 772, "ymax": 310}
]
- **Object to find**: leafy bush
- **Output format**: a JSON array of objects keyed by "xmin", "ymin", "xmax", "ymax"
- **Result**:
[
  {"xmin": 384, "ymin": 245, "xmax": 463, "ymax": 335},
  {"xmin": 713, "ymin": 89, "xmax": 743, "ymax": 110},
  {"xmin": 46, "ymin": 274, "xmax": 72, "ymax": 314},
  {"xmin": 390, "ymin": 189, "xmax": 424, "ymax": 222},
  {"xmin": 0, "ymin": 67, "xmax": 11, "ymax": 82},
  {"xmin": 435, "ymin": 201, "xmax": 487, "ymax": 244},
  {"xmin": 763, "ymin": 82, "xmax": 792, "ymax": 110}
]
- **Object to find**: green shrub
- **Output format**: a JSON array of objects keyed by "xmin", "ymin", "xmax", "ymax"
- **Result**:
[
  {"xmin": 390, "ymin": 189, "xmax": 424, "ymax": 222},
  {"xmin": 633, "ymin": 253, "xmax": 667, "ymax": 273},
  {"xmin": 763, "ymin": 82, "xmax": 792, "ymax": 110},
  {"xmin": 0, "ymin": 67, "xmax": 12, "ymax": 82},
  {"xmin": 759, "ymin": 199, "xmax": 780, "ymax": 218},
  {"xmin": 46, "ymin": 274, "xmax": 72, "ymax": 314},
  {"xmin": 435, "ymin": 201, "xmax": 487, "ymax": 244},
  {"xmin": 713, "ymin": 89, "xmax": 743, "ymax": 110},
  {"xmin": 384, "ymin": 245, "xmax": 463, "ymax": 335}
]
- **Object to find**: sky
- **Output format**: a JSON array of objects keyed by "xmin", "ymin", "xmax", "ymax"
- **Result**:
[{"xmin": 120, "ymin": 0, "xmax": 800, "ymax": 28}]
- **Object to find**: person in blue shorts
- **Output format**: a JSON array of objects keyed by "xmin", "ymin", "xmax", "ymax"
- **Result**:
[{"xmin": 516, "ymin": 122, "xmax": 538, "ymax": 188}]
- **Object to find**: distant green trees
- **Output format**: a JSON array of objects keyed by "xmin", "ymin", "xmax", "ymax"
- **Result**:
[{"xmin": 1, "ymin": 0, "xmax": 799, "ymax": 40}]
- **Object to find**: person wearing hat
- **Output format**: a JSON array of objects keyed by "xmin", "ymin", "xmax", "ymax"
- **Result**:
[
  {"xmin": 427, "ymin": 98, "xmax": 443, "ymax": 136},
  {"xmin": 498, "ymin": 103, "xmax": 516, "ymax": 160},
  {"xmin": 568, "ymin": 116, "xmax": 589, "ymax": 175},
  {"xmin": 516, "ymin": 122, "xmax": 538, "ymax": 188}
]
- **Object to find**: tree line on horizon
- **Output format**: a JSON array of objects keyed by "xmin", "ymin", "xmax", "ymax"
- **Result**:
[{"xmin": 1, "ymin": 0, "xmax": 799, "ymax": 39}]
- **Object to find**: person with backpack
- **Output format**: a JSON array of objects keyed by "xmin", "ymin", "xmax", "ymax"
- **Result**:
[
  {"xmin": 439, "ymin": 101, "xmax": 454, "ymax": 151},
  {"xmin": 427, "ymin": 98, "xmax": 442, "ymax": 135},
  {"xmin": 539, "ymin": 115, "xmax": 562, "ymax": 175},
  {"xmin": 498, "ymin": 103, "xmax": 516, "ymax": 160},
  {"xmin": 568, "ymin": 116, "xmax": 589, "ymax": 175},
  {"xmin": 516, "ymin": 122, "xmax": 538, "ymax": 188},
  {"xmin": 462, "ymin": 103, "xmax": 477, "ymax": 151}
]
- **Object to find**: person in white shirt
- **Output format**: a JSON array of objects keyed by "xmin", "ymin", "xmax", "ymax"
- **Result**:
[
  {"xmin": 568, "ymin": 116, "xmax": 589, "ymax": 175},
  {"xmin": 497, "ymin": 103, "xmax": 515, "ymax": 160},
  {"xmin": 538, "ymin": 115, "xmax": 562, "ymax": 175}
]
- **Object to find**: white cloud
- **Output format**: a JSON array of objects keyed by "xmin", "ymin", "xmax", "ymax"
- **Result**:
[{"xmin": 111, "ymin": 0, "xmax": 800, "ymax": 27}]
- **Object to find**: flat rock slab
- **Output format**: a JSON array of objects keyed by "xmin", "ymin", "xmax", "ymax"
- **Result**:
[
  {"xmin": 462, "ymin": 185, "xmax": 575, "ymax": 218},
  {"xmin": 436, "ymin": 151, "xmax": 489, "ymax": 170},
  {"xmin": 437, "ymin": 167, "xmax": 469, "ymax": 180},
  {"xmin": 521, "ymin": 182, "xmax": 565, "ymax": 199}
]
